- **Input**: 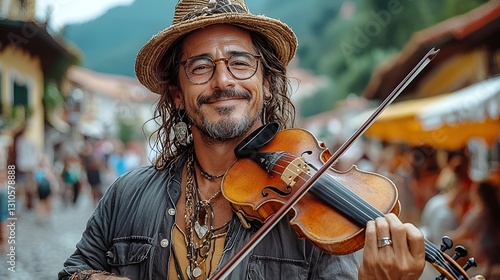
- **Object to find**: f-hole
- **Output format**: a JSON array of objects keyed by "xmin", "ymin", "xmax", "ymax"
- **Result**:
[{"xmin": 262, "ymin": 185, "xmax": 293, "ymax": 197}]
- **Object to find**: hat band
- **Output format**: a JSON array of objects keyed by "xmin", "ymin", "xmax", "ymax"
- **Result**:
[{"xmin": 182, "ymin": 1, "xmax": 247, "ymax": 21}]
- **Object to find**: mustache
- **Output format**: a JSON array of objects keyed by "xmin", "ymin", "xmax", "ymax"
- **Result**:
[{"xmin": 197, "ymin": 89, "xmax": 252, "ymax": 106}]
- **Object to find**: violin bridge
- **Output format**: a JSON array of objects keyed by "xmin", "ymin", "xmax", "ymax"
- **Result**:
[{"xmin": 281, "ymin": 157, "xmax": 309, "ymax": 187}]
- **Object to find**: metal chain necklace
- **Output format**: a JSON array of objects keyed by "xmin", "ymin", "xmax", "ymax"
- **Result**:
[{"xmin": 185, "ymin": 150, "xmax": 228, "ymax": 279}]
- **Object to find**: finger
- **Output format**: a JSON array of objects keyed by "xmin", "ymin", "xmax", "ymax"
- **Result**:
[
  {"xmin": 385, "ymin": 213, "xmax": 426, "ymax": 278},
  {"xmin": 375, "ymin": 217, "xmax": 392, "ymax": 249},
  {"xmin": 385, "ymin": 213, "xmax": 406, "ymax": 255},
  {"xmin": 364, "ymin": 220, "xmax": 378, "ymax": 254},
  {"xmin": 403, "ymin": 223, "xmax": 425, "ymax": 259},
  {"xmin": 363, "ymin": 219, "xmax": 383, "ymax": 275}
]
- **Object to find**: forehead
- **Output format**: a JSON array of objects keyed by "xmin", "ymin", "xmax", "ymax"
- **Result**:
[{"xmin": 182, "ymin": 24, "xmax": 254, "ymax": 57}]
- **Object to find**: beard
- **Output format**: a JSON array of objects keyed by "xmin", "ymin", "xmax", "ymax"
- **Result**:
[{"xmin": 188, "ymin": 89, "xmax": 261, "ymax": 143}]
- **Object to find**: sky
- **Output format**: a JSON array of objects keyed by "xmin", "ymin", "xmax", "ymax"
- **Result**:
[{"xmin": 35, "ymin": 0, "xmax": 134, "ymax": 29}]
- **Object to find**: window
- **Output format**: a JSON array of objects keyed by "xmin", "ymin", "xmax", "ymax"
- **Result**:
[{"xmin": 13, "ymin": 81, "xmax": 28, "ymax": 106}]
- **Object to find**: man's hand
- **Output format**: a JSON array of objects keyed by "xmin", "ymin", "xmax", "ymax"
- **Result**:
[{"xmin": 358, "ymin": 213, "xmax": 425, "ymax": 280}]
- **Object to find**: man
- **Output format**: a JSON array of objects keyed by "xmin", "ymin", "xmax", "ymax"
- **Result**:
[{"xmin": 59, "ymin": 0, "xmax": 426, "ymax": 279}]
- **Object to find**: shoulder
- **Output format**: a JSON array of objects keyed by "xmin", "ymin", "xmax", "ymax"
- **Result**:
[
  {"xmin": 119, "ymin": 165, "xmax": 162, "ymax": 182},
  {"xmin": 108, "ymin": 156, "xmax": 186, "ymax": 197},
  {"xmin": 111, "ymin": 165, "xmax": 168, "ymax": 195}
]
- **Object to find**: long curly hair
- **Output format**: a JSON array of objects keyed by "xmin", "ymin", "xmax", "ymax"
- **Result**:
[{"xmin": 148, "ymin": 29, "xmax": 296, "ymax": 171}]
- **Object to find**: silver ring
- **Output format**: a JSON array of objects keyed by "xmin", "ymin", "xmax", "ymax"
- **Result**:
[{"xmin": 377, "ymin": 237, "xmax": 393, "ymax": 248}]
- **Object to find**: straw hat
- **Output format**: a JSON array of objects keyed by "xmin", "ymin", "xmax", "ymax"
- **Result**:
[{"xmin": 135, "ymin": 0, "xmax": 297, "ymax": 94}]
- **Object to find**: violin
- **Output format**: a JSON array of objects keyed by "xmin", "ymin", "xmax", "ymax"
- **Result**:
[
  {"xmin": 224, "ymin": 123, "xmax": 400, "ymax": 255},
  {"xmin": 210, "ymin": 48, "xmax": 481, "ymax": 280},
  {"xmin": 223, "ymin": 123, "xmax": 477, "ymax": 280}
]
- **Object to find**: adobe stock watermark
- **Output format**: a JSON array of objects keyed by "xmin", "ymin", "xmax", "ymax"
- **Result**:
[
  {"xmin": 4, "ymin": 22, "xmax": 40, "ymax": 51},
  {"xmin": 340, "ymin": 0, "xmax": 410, "ymax": 62},
  {"xmin": 6, "ymin": 165, "xmax": 17, "ymax": 272}
]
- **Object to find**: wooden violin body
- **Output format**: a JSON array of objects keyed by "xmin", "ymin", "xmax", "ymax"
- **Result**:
[{"xmin": 222, "ymin": 127, "xmax": 400, "ymax": 255}]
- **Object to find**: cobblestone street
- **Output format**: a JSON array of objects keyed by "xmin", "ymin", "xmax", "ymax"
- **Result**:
[{"xmin": 1, "ymin": 191, "xmax": 96, "ymax": 280}]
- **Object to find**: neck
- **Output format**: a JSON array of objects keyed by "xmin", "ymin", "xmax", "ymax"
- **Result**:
[{"xmin": 190, "ymin": 122, "xmax": 263, "ymax": 177}]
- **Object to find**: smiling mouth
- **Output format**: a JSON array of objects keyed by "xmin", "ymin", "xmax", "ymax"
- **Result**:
[
  {"xmin": 198, "ymin": 89, "xmax": 252, "ymax": 106},
  {"xmin": 205, "ymin": 97, "xmax": 246, "ymax": 104}
]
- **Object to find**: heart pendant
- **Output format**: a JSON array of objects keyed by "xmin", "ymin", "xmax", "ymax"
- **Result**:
[{"xmin": 194, "ymin": 221, "xmax": 208, "ymax": 239}]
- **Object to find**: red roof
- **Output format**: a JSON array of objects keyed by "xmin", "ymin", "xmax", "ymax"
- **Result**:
[{"xmin": 67, "ymin": 66, "xmax": 158, "ymax": 104}]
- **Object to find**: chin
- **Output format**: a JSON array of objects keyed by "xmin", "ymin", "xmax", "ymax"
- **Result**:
[{"xmin": 201, "ymin": 115, "xmax": 256, "ymax": 141}]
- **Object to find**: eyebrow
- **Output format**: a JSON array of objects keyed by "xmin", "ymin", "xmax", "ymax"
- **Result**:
[{"xmin": 185, "ymin": 50, "xmax": 252, "ymax": 60}]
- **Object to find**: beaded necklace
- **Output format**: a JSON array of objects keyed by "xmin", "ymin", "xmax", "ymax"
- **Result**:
[
  {"xmin": 194, "ymin": 155, "xmax": 225, "ymax": 180},
  {"xmin": 184, "ymin": 150, "xmax": 229, "ymax": 279}
]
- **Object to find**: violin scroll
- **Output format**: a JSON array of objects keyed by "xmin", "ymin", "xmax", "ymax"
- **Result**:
[{"xmin": 431, "ymin": 236, "xmax": 483, "ymax": 280}]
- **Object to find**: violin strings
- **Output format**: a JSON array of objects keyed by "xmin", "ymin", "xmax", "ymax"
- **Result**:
[
  {"xmin": 272, "ymin": 153, "xmax": 461, "ymax": 279},
  {"xmin": 276, "ymin": 153, "xmax": 379, "ymax": 222}
]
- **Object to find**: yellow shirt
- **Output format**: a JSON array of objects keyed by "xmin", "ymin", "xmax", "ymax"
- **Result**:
[{"xmin": 169, "ymin": 225, "xmax": 226, "ymax": 280}]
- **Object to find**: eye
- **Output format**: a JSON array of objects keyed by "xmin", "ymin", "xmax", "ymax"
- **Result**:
[
  {"xmin": 229, "ymin": 54, "xmax": 255, "ymax": 69},
  {"xmin": 187, "ymin": 58, "xmax": 214, "ymax": 75}
]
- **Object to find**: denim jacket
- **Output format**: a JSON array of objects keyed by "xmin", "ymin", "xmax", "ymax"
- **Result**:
[{"xmin": 59, "ymin": 152, "xmax": 360, "ymax": 280}]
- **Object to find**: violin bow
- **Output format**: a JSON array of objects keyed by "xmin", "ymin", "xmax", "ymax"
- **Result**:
[{"xmin": 210, "ymin": 48, "xmax": 440, "ymax": 280}]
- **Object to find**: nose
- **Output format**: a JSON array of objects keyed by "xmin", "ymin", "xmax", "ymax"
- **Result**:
[{"xmin": 210, "ymin": 60, "xmax": 235, "ymax": 90}]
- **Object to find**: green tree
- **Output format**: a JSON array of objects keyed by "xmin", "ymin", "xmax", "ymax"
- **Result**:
[{"xmin": 296, "ymin": 0, "xmax": 488, "ymax": 117}]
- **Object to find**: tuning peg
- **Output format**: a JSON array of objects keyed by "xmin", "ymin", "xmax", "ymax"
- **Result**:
[
  {"xmin": 440, "ymin": 236, "xmax": 453, "ymax": 252},
  {"xmin": 463, "ymin": 257, "xmax": 477, "ymax": 271},
  {"xmin": 452, "ymin": 245, "xmax": 468, "ymax": 261}
]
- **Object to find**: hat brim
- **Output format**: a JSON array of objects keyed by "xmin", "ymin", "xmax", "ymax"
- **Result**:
[{"xmin": 135, "ymin": 13, "xmax": 297, "ymax": 94}]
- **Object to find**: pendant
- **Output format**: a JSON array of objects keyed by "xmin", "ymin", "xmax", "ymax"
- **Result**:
[
  {"xmin": 187, "ymin": 264, "xmax": 203, "ymax": 279},
  {"xmin": 194, "ymin": 220, "xmax": 208, "ymax": 239},
  {"xmin": 192, "ymin": 267, "xmax": 203, "ymax": 278},
  {"xmin": 174, "ymin": 121, "xmax": 189, "ymax": 146}
]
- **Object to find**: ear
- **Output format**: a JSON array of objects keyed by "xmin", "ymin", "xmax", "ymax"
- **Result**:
[
  {"xmin": 263, "ymin": 76, "xmax": 272, "ymax": 99},
  {"xmin": 170, "ymin": 85, "xmax": 184, "ymax": 109}
]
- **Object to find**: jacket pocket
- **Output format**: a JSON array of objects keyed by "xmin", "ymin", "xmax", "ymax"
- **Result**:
[
  {"xmin": 106, "ymin": 236, "xmax": 153, "ymax": 266},
  {"xmin": 247, "ymin": 255, "xmax": 309, "ymax": 280}
]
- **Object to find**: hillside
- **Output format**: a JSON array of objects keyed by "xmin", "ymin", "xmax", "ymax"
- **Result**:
[
  {"xmin": 64, "ymin": 0, "xmax": 174, "ymax": 77},
  {"xmin": 63, "ymin": 0, "xmax": 345, "ymax": 77}
]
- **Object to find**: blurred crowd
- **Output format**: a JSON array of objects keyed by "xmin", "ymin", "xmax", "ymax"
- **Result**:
[
  {"xmin": 0, "ymin": 130, "xmax": 150, "ymax": 253},
  {"xmin": 338, "ymin": 142, "xmax": 500, "ymax": 279}
]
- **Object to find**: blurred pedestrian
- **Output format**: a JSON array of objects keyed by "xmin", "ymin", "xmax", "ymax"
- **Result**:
[
  {"xmin": 123, "ymin": 142, "xmax": 143, "ymax": 172},
  {"xmin": 15, "ymin": 129, "xmax": 39, "ymax": 210},
  {"xmin": 34, "ymin": 156, "xmax": 59, "ymax": 222},
  {"xmin": 419, "ymin": 173, "xmax": 467, "ymax": 245},
  {"xmin": 450, "ymin": 180, "xmax": 500, "ymax": 279},
  {"xmin": 81, "ymin": 139, "xmax": 104, "ymax": 205},
  {"xmin": 435, "ymin": 150, "xmax": 465, "ymax": 194},
  {"xmin": 61, "ymin": 154, "xmax": 82, "ymax": 205},
  {"xmin": 419, "ymin": 150, "xmax": 469, "ymax": 245},
  {"xmin": 409, "ymin": 145, "xmax": 441, "ymax": 211}
]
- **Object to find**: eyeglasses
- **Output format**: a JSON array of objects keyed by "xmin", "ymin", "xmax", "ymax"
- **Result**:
[{"xmin": 179, "ymin": 52, "xmax": 262, "ymax": 84}]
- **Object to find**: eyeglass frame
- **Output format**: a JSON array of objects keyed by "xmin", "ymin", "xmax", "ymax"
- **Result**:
[{"xmin": 179, "ymin": 52, "xmax": 262, "ymax": 85}]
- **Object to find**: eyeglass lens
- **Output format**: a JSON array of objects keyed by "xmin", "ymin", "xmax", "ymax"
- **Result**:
[{"xmin": 184, "ymin": 53, "xmax": 259, "ymax": 84}]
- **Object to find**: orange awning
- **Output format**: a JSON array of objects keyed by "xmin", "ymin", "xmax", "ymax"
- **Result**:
[{"xmin": 363, "ymin": 77, "xmax": 500, "ymax": 150}]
